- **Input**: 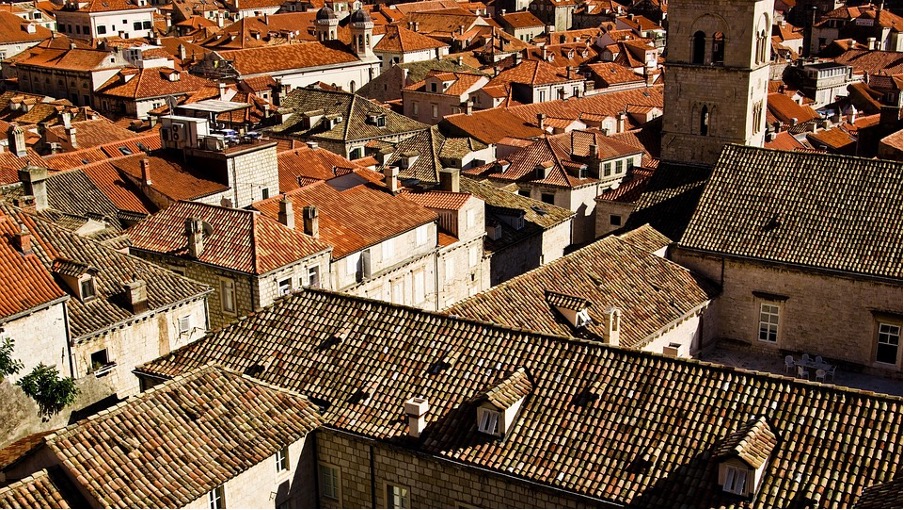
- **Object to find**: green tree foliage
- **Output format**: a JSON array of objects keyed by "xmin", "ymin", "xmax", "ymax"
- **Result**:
[
  {"xmin": 17, "ymin": 364, "xmax": 79, "ymax": 418},
  {"xmin": 0, "ymin": 337, "xmax": 23, "ymax": 378}
]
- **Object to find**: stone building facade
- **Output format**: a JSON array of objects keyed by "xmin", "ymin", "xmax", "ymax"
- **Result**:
[{"xmin": 660, "ymin": 0, "xmax": 771, "ymax": 165}]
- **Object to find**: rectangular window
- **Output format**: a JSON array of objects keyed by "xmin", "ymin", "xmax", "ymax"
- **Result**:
[
  {"xmin": 391, "ymin": 279, "xmax": 404, "ymax": 304},
  {"xmin": 469, "ymin": 246, "xmax": 478, "ymax": 267},
  {"xmin": 346, "ymin": 253, "xmax": 360, "ymax": 276},
  {"xmin": 615, "ymin": 159, "xmax": 624, "ymax": 174},
  {"xmin": 610, "ymin": 215, "xmax": 622, "ymax": 226},
  {"xmin": 466, "ymin": 209, "xmax": 477, "ymax": 228},
  {"xmin": 97, "ymin": 25, "xmax": 107, "ymax": 34},
  {"xmin": 431, "ymin": 104, "xmax": 438, "ymax": 119},
  {"xmin": 90, "ymin": 349, "xmax": 109, "ymax": 372},
  {"xmin": 133, "ymin": 21, "xmax": 142, "ymax": 30},
  {"xmin": 307, "ymin": 266, "xmax": 321, "ymax": 288},
  {"xmin": 275, "ymin": 446, "xmax": 289, "ymax": 472},
  {"xmin": 877, "ymin": 323, "xmax": 900, "ymax": 365},
  {"xmin": 723, "ymin": 466, "xmax": 748, "ymax": 495},
  {"xmin": 541, "ymin": 193, "xmax": 555, "ymax": 204},
  {"xmin": 415, "ymin": 225, "xmax": 428, "ymax": 246},
  {"xmin": 518, "ymin": 189, "xmax": 530, "ymax": 197},
  {"xmin": 758, "ymin": 303, "xmax": 780, "ymax": 342},
  {"xmin": 382, "ymin": 238, "xmax": 394, "ymax": 261},
  {"xmin": 538, "ymin": 90, "xmax": 546, "ymax": 102},
  {"xmin": 143, "ymin": 20, "xmax": 152, "ymax": 29},
  {"xmin": 386, "ymin": 484, "xmax": 410, "ymax": 509},
  {"xmin": 477, "ymin": 408, "xmax": 499, "ymax": 435},
  {"xmin": 178, "ymin": 316, "xmax": 191, "ymax": 335},
  {"xmin": 278, "ymin": 278, "xmax": 291, "ymax": 295},
  {"xmin": 318, "ymin": 464, "xmax": 340, "ymax": 500},
  {"xmin": 221, "ymin": 279, "xmax": 236, "ymax": 314},
  {"xmin": 445, "ymin": 257, "xmax": 455, "ymax": 283},
  {"xmin": 412, "ymin": 102, "xmax": 419, "ymax": 115},
  {"xmin": 80, "ymin": 278, "xmax": 96, "ymax": 299},
  {"xmin": 208, "ymin": 485, "xmax": 225, "ymax": 509},
  {"xmin": 413, "ymin": 270, "xmax": 425, "ymax": 304}
]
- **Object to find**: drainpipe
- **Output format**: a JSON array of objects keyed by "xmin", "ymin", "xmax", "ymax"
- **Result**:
[
  {"xmin": 62, "ymin": 300, "xmax": 76, "ymax": 378},
  {"xmin": 369, "ymin": 443, "xmax": 378, "ymax": 508}
]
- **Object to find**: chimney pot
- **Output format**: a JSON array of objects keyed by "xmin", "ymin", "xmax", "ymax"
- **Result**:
[
  {"xmin": 404, "ymin": 397, "xmax": 429, "ymax": 438},
  {"xmin": 140, "ymin": 158, "xmax": 152, "ymax": 186},
  {"xmin": 278, "ymin": 196, "xmax": 295, "ymax": 229},
  {"xmin": 7, "ymin": 123, "xmax": 27, "ymax": 158},
  {"xmin": 12, "ymin": 230, "xmax": 32, "ymax": 254},
  {"xmin": 18, "ymin": 166, "xmax": 48, "ymax": 212},
  {"xmin": 66, "ymin": 126, "xmax": 78, "ymax": 148},
  {"xmin": 302, "ymin": 205, "xmax": 319, "ymax": 238},
  {"xmin": 384, "ymin": 165, "xmax": 400, "ymax": 194},
  {"xmin": 537, "ymin": 112, "xmax": 546, "ymax": 129},
  {"xmin": 185, "ymin": 217, "xmax": 205, "ymax": 258},
  {"xmin": 439, "ymin": 168, "xmax": 460, "ymax": 192},
  {"xmin": 123, "ymin": 279, "xmax": 149, "ymax": 314}
]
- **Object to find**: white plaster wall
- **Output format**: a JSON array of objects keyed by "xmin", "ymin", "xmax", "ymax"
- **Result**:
[{"xmin": 0, "ymin": 303, "xmax": 70, "ymax": 382}]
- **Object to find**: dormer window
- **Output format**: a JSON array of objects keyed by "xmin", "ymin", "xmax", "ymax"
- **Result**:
[
  {"xmin": 476, "ymin": 368, "xmax": 532, "ymax": 438},
  {"xmin": 714, "ymin": 417, "xmax": 777, "ymax": 499},
  {"xmin": 80, "ymin": 278, "xmax": 96, "ymax": 300},
  {"xmin": 53, "ymin": 258, "xmax": 99, "ymax": 302},
  {"xmin": 545, "ymin": 290, "xmax": 592, "ymax": 329}
]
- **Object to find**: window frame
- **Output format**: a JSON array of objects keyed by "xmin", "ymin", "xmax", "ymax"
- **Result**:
[
  {"xmin": 178, "ymin": 315, "xmax": 191, "ymax": 335},
  {"xmin": 876, "ymin": 322, "xmax": 900, "ymax": 365},
  {"xmin": 723, "ymin": 465, "xmax": 748, "ymax": 495},
  {"xmin": 220, "ymin": 278, "xmax": 236, "ymax": 314},
  {"xmin": 385, "ymin": 483, "xmax": 410, "ymax": 509},
  {"xmin": 477, "ymin": 407, "xmax": 500, "ymax": 435},
  {"xmin": 318, "ymin": 462, "xmax": 341, "ymax": 501},
  {"xmin": 79, "ymin": 277, "xmax": 96, "ymax": 300},
  {"xmin": 757, "ymin": 302, "xmax": 780, "ymax": 343},
  {"xmin": 275, "ymin": 445, "xmax": 289, "ymax": 473},
  {"xmin": 278, "ymin": 278, "xmax": 292, "ymax": 296},
  {"xmin": 208, "ymin": 485, "xmax": 225, "ymax": 509}
]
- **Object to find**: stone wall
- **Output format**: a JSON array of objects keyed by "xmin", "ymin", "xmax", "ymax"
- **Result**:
[
  {"xmin": 254, "ymin": 252, "xmax": 333, "ymax": 310},
  {"xmin": 0, "ymin": 303, "xmax": 70, "ymax": 382},
  {"xmin": 227, "ymin": 143, "xmax": 280, "ymax": 208},
  {"xmin": 671, "ymin": 249, "xmax": 903, "ymax": 375},
  {"xmin": 315, "ymin": 428, "xmax": 610, "ymax": 508}
]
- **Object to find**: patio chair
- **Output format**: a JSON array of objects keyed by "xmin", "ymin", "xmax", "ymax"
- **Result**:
[
  {"xmin": 784, "ymin": 355, "xmax": 795, "ymax": 374},
  {"xmin": 801, "ymin": 353, "xmax": 811, "ymax": 363},
  {"xmin": 826, "ymin": 365, "xmax": 837, "ymax": 382},
  {"xmin": 797, "ymin": 365, "xmax": 810, "ymax": 379},
  {"xmin": 815, "ymin": 355, "xmax": 824, "ymax": 365},
  {"xmin": 815, "ymin": 369, "xmax": 826, "ymax": 382}
]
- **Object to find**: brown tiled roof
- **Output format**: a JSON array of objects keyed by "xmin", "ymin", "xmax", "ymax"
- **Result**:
[
  {"xmin": 587, "ymin": 62, "xmax": 644, "ymax": 86},
  {"xmin": 44, "ymin": 364, "xmax": 323, "ymax": 508},
  {"xmin": 16, "ymin": 47, "xmax": 122, "ymax": 72},
  {"xmin": 128, "ymin": 201, "xmax": 330, "ymax": 274},
  {"xmin": 0, "ymin": 206, "xmax": 68, "ymax": 321},
  {"xmin": 78, "ymin": 160, "xmax": 153, "ymax": 216},
  {"xmin": 137, "ymin": 288, "xmax": 903, "ymax": 508},
  {"xmin": 277, "ymin": 145, "xmax": 370, "ymax": 191},
  {"xmin": 217, "ymin": 41, "xmax": 360, "ymax": 76},
  {"xmin": 0, "ymin": 468, "xmax": 87, "ymax": 509},
  {"xmin": 96, "ymin": 67, "xmax": 213, "ymax": 100},
  {"xmin": 854, "ymin": 476, "xmax": 903, "ymax": 509},
  {"xmin": 833, "ymin": 49, "xmax": 903, "ymax": 76},
  {"xmin": 0, "ymin": 201, "xmax": 209, "ymax": 339},
  {"xmin": 764, "ymin": 131, "xmax": 808, "ymax": 151},
  {"xmin": 254, "ymin": 181, "xmax": 436, "ymax": 259},
  {"xmin": 378, "ymin": 126, "xmax": 445, "ymax": 184},
  {"xmin": 499, "ymin": 11, "xmax": 544, "ymax": 29},
  {"xmin": 618, "ymin": 223, "xmax": 670, "ymax": 253},
  {"xmin": 679, "ymin": 145, "xmax": 902, "ymax": 279},
  {"xmin": 463, "ymin": 135, "xmax": 595, "ymax": 189},
  {"xmin": 398, "ymin": 189, "xmax": 472, "ymax": 211},
  {"xmin": 447, "ymin": 233, "xmax": 716, "ymax": 347},
  {"xmin": 68, "ymin": 0, "xmax": 151, "ymax": 12},
  {"xmin": 459, "ymin": 177, "xmax": 573, "ymax": 254},
  {"xmin": 712, "ymin": 416, "xmax": 777, "ymax": 469},
  {"xmin": 879, "ymin": 129, "xmax": 903, "ymax": 152},
  {"xmin": 374, "ymin": 25, "xmax": 448, "ymax": 53},
  {"xmin": 766, "ymin": 93, "xmax": 819, "ymax": 125},
  {"xmin": 0, "ymin": 148, "xmax": 48, "ymax": 186},
  {"xmin": 618, "ymin": 162, "xmax": 711, "ymax": 242},
  {"xmin": 0, "ymin": 11, "xmax": 51, "ymax": 44},
  {"xmin": 488, "ymin": 59, "xmax": 574, "ymax": 87},
  {"xmin": 110, "ymin": 153, "xmax": 229, "ymax": 202},
  {"xmin": 46, "ymin": 119, "xmax": 141, "ymax": 151},
  {"xmin": 483, "ymin": 367, "xmax": 532, "ymax": 409},
  {"xmin": 806, "ymin": 126, "xmax": 856, "ymax": 151}
]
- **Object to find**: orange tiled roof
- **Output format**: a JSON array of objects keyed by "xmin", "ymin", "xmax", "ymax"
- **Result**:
[
  {"xmin": 764, "ymin": 131, "xmax": 808, "ymax": 151},
  {"xmin": 46, "ymin": 119, "xmax": 142, "ymax": 150},
  {"xmin": 277, "ymin": 145, "xmax": 371, "ymax": 192},
  {"xmin": 587, "ymin": 62, "xmax": 644, "ymax": 86},
  {"xmin": 499, "ymin": 11, "xmax": 544, "ymax": 29},
  {"xmin": 398, "ymin": 189, "xmax": 473, "ymax": 211},
  {"xmin": 217, "ymin": 41, "xmax": 360, "ymax": 76},
  {"xmin": 16, "ymin": 47, "xmax": 122, "ymax": 72},
  {"xmin": 254, "ymin": 181, "xmax": 437, "ymax": 259},
  {"xmin": 96, "ymin": 67, "xmax": 213, "ymax": 100},
  {"xmin": 0, "ymin": 468, "xmax": 87, "ymax": 508},
  {"xmin": 766, "ymin": 93, "xmax": 819, "ymax": 125},
  {"xmin": 374, "ymin": 24, "xmax": 448, "ymax": 53},
  {"xmin": 806, "ymin": 127, "xmax": 855, "ymax": 150},
  {"xmin": 0, "ymin": 11, "xmax": 51, "ymax": 44},
  {"xmin": 128, "ymin": 201, "xmax": 330, "ymax": 274}
]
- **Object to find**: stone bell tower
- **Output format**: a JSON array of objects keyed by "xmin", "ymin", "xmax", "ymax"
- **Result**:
[{"xmin": 660, "ymin": 0, "xmax": 772, "ymax": 166}]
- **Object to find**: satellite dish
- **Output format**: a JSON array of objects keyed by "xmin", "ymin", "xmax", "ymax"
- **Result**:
[
  {"xmin": 165, "ymin": 95, "xmax": 178, "ymax": 114},
  {"xmin": 201, "ymin": 220, "xmax": 214, "ymax": 238}
]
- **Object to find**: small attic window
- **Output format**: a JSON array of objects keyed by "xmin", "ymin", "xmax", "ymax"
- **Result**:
[
  {"xmin": 714, "ymin": 417, "xmax": 777, "ymax": 499},
  {"xmin": 80, "ymin": 278, "xmax": 96, "ymax": 300},
  {"xmin": 723, "ymin": 466, "xmax": 748, "ymax": 495},
  {"xmin": 476, "ymin": 368, "xmax": 532, "ymax": 438},
  {"xmin": 477, "ymin": 408, "xmax": 500, "ymax": 434}
]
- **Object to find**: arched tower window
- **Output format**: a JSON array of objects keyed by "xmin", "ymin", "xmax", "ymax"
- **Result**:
[
  {"xmin": 712, "ymin": 32, "xmax": 725, "ymax": 65},
  {"xmin": 692, "ymin": 31, "xmax": 706, "ymax": 64},
  {"xmin": 700, "ymin": 105, "xmax": 710, "ymax": 136},
  {"xmin": 758, "ymin": 30, "xmax": 769, "ymax": 63}
]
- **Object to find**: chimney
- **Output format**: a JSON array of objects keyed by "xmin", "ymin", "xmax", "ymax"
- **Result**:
[
  {"xmin": 12, "ymin": 230, "xmax": 33, "ymax": 255},
  {"xmin": 140, "ymin": 158, "xmax": 152, "ymax": 186},
  {"xmin": 218, "ymin": 81, "xmax": 227, "ymax": 100},
  {"xmin": 459, "ymin": 24, "xmax": 464, "ymax": 35},
  {"xmin": 542, "ymin": 46, "xmax": 548, "ymax": 60},
  {"xmin": 123, "ymin": 279, "xmax": 149, "ymax": 314},
  {"xmin": 457, "ymin": 55, "xmax": 463, "ymax": 66},
  {"xmin": 566, "ymin": 66, "xmax": 573, "ymax": 79},
  {"xmin": 537, "ymin": 112, "xmax": 546, "ymax": 129},
  {"xmin": 7, "ymin": 123, "xmax": 27, "ymax": 158},
  {"xmin": 616, "ymin": 112, "xmax": 626, "ymax": 133},
  {"xmin": 62, "ymin": 112, "xmax": 72, "ymax": 129},
  {"xmin": 178, "ymin": 43, "xmax": 187, "ymax": 61},
  {"xmin": 501, "ymin": 8, "xmax": 506, "ymax": 15},
  {"xmin": 384, "ymin": 165, "xmax": 399, "ymax": 194},
  {"xmin": 588, "ymin": 143, "xmax": 598, "ymax": 161},
  {"xmin": 278, "ymin": 195, "xmax": 295, "ymax": 229},
  {"xmin": 414, "ymin": 21, "xmax": 419, "ymax": 32},
  {"xmin": 790, "ymin": 117, "xmax": 798, "ymax": 127},
  {"xmin": 65, "ymin": 126, "xmax": 77, "ymax": 149},
  {"xmin": 18, "ymin": 166, "xmax": 48, "ymax": 212},
  {"xmin": 867, "ymin": 37, "xmax": 877, "ymax": 51},
  {"xmin": 404, "ymin": 397, "xmax": 429, "ymax": 439},
  {"xmin": 602, "ymin": 307, "xmax": 621, "ymax": 346},
  {"xmin": 185, "ymin": 217, "xmax": 204, "ymax": 258},
  {"xmin": 302, "ymin": 205, "xmax": 319, "ymax": 238},
  {"xmin": 439, "ymin": 168, "xmax": 460, "ymax": 192},
  {"xmin": 465, "ymin": 99, "xmax": 473, "ymax": 115}
]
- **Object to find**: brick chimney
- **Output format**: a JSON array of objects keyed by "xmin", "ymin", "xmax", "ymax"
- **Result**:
[
  {"xmin": 616, "ymin": 112, "xmax": 626, "ymax": 133},
  {"xmin": 302, "ymin": 205, "xmax": 319, "ymax": 238},
  {"xmin": 404, "ymin": 397, "xmax": 429, "ymax": 438},
  {"xmin": 123, "ymin": 279, "xmax": 149, "ymax": 314},
  {"xmin": 384, "ymin": 165, "xmax": 399, "ymax": 194},
  {"xmin": 464, "ymin": 99, "xmax": 473, "ymax": 115},
  {"xmin": 140, "ymin": 158, "xmax": 152, "ymax": 186},
  {"xmin": 278, "ymin": 195, "xmax": 294, "ymax": 229},
  {"xmin": 7, "ymin": 123, "xmax": 27, "ymax": 158},
  {"xmin": 439, "ymin": 168, "xmax": 460, "ymax": 192},
  {"xmin": 602, "ymin": 307, "xmax": 621, "ymax": 346},
  {"xmin": 65, "ymin": 125, "xmax": 78, "ymax": 149},
  {"xmin": 12, "ymin": 230, "xmax": 32, "ymax": 255},
  {"xmin": 18, "ymin": 165, "xmax": 49, "ymax": 211},
  {"xmin": 537, "ymin": 112, "xmax": 546, "ymax": 129},
  {"xmin": 185, "ymin": 217, "xmax": 205, "ymax": 258}
]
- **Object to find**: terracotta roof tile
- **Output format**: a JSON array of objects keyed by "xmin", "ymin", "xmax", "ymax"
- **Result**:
[
  {"xmin": 678, "ymin": 145, "xmax": 901, "ymax": 279},
  {"xmin": 0, "ymin": 468, "xmax": 87, "ymax": 508},
  {"xmin": 254, "ymin": 181, "xmax": 436, "ymax": 259},
  {"xmin": 96, "ymin": 67, "xmax": 212, "ymax": 100},
  {"xmin": 0, "ymin": 11, "xmax": 52, "ymax": 45},
  {"xmin": 128, "ymin": 201, "xmax": 330, "ymax": 274},
  {"xmin": 218, "ymin": 40, "xmax": 360, "ymax": 76},
  {"xmin": 137, "ymin": 288, "xmax": 903, "ymax": 508},
  {"xmin": 374, "ymin": 25, "xmax": 448, "ymax": 53},
  {"xmin": 0, "ymin": 208, "xmax": 66, "ymax": 320},
  {"xmin": 277, "ymin": 145, "xmax": 370, "ymax": 191},
  {"xmin": 712, "ymin": 416, "xmax": 777, "ymax": 469},
  {"xmin": 483, "ymin": 367, "xmax": 532, "ymax": 409},
  {"xmin": 46, "ymin": 119, "xmax": 140, "ymax": 151},
  {"xmin": 499, "ymin": 11, "xmax": 544, "ymax": 29},
  {"xmin": 44, "ymin": 364, "xmax": 322, "ymax": 508}
]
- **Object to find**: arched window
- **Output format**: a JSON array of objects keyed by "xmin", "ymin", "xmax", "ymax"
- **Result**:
[
  {"xmin": 349, "ymin": 80, "xmax": 356, "ymax": 93},
  {"xmin": 700, "ymin": 105, "xmax": 710, "ymax": 136},
  {"xmin": 712, "ymin": 32, "xmax": 725, "ymax": 64},
  {"xmin": 692, "ymin": 31, "xmax": 706, "ymax": 64},
  {"xmin": 758, "ymin": 30, "xmax": 769, "ymax": 63}
]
